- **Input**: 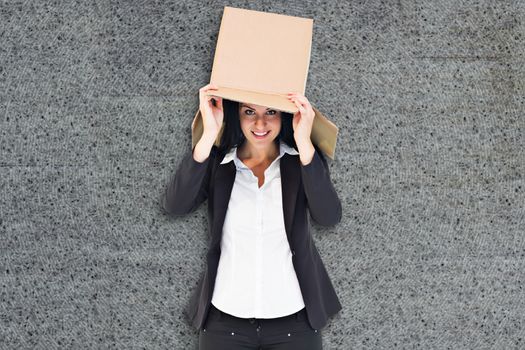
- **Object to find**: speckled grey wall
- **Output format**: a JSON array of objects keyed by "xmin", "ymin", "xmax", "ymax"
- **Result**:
[{"xmin": 1, "ymin": 1, "xmax": 524, "ymax": 349}]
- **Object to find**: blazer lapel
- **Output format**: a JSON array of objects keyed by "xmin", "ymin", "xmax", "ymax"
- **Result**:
[
  {"xmin": 211, "ymin": 161, "xmax": 236, "ymax": 247},
  {"xmin": 280, "ymin": 153, "xmax": 300, "ymax": 242}
]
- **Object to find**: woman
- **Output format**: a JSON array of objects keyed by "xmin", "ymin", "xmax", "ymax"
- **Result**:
[{"xmin": 163, "ymin": 83, "xmax": 342, "ymax": 349}]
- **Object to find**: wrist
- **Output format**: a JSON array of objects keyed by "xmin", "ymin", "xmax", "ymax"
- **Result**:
[
  {"xmin": 296, "ymin": 140, "xmax": 315, "ymax": 165},
  {"xmin": 294, "ymin": 136, "xmax": 314, "ymax": 150},
  {"xmin": 200, "ymin": 132, "xmax": 218, "ymax": 146},
  {"xmin": 193, "ymin": 133, "xmax": 217, "ymax": 163}
]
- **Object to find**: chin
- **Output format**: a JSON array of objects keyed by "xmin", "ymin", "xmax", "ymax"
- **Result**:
[{"xmin": 252, "ymin": 135, "xmax": 276, "ymax": 143}]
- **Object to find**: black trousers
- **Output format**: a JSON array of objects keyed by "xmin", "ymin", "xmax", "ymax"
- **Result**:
[{"xmin": 198, "ymin": 304, "xmax": 322, "ymax": 350}]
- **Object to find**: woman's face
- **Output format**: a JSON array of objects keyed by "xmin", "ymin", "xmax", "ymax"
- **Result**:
[{"xmin": 238, "ymin": 102, "xmax": 282, "ymax": 147}]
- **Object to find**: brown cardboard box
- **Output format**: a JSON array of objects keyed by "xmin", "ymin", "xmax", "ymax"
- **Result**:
[{"xmin": 191, "ymin": 6, "xmax": 339, "ymax": 159}]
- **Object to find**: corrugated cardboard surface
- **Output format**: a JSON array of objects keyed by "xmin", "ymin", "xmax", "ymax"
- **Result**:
[{"xmin": 211, "ymin": 7, "xmax": 312, "ymax": 103}]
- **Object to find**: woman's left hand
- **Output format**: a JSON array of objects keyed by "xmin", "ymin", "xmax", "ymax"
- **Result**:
[
  {"xmin": 288, "ymin": 92, "xmax": 315, "ymax": 165},
  {"xmin": 287, "ymin": 92, "xmax": 315, "ymax": 145}
]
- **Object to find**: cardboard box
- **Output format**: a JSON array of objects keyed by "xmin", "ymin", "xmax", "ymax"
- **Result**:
[{"xmin": 191, "ymin": 6, "xmax": 339, "ymax": 159}]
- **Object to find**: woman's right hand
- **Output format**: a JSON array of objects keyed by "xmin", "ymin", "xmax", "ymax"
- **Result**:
[{"xmin": 199, "ymin": 83, "xmax": 224, "ymax": 140}]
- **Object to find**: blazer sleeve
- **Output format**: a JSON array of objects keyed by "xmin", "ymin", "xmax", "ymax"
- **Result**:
[
  {"xmin": 300, "ymin": 145, "xmax": 342, "ymax": 226},
  {"xmin": 161, "ymin": 146, "xmax": 216, "ymax": 216}
]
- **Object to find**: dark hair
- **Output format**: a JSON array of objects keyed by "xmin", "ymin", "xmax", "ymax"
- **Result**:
[{"xmin": 216, "ymin": 99, "xmax": 298, "ymax": 157}]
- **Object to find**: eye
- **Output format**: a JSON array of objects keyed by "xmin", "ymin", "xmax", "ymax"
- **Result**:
[
  {"xmin": 244, "ymin": 109, "xmax": 255, "ymax": 115},
  {"xmin": 267, "ymin": 110, "xmax": 276, "ymax": 115}
]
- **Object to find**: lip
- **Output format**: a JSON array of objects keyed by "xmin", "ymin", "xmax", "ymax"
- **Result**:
[{"xmin": 251, "ymin": 130, "xmax": 270, "ymax": 139}]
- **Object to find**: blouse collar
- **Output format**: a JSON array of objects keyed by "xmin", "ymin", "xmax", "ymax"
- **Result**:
[{"xmin": 220, "ymin": 140, "xmax": 299, "ymax": 167}]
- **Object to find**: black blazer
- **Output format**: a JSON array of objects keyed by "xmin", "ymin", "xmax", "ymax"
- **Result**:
[{"xmin": 162, "ymin": 143, "xmax": 343, "ymax": 331}]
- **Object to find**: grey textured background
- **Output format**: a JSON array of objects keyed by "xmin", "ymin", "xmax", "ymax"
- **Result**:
[{"xmin": 1, "ymin": 1, "xmax": 524, "ymax": 349}]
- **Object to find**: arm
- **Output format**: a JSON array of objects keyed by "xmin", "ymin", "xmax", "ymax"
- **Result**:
[
  {"xmin": 300, "ymin": 145, "xmax": 342, "ymax": 226},
  {"xmin": 161, "ymin": 143, "xmax": 216, "ymax": 217},
  {"xmin": 162, "ymin": 83, "xmax": 224, "ymax": 216}
]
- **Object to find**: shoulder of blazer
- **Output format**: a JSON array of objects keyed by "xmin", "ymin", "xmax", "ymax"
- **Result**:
[
  {"xmin": 209, "ymin": 145, "xmax": 224, "ymax": 170},
  {"xmin": 207, "ymin": 145, "xmax": 230, "ymax": 184}
]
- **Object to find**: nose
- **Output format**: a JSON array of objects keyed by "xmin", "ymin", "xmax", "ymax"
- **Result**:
[{"xmin": 253, "ymin": 116, "xmax": 267, "ymax": 127}]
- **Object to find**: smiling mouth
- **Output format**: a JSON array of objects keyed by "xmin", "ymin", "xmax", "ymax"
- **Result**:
[{"xmin": 252, "ymin": 131, "xmax": 270, "ymax": 137}]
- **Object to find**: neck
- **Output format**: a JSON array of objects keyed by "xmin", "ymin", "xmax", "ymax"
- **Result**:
[{"xmin": 238, "ymin": 140, "xmax": 279, "ymax": 163}]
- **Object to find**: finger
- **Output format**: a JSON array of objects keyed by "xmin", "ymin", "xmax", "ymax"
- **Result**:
[
  {"xmin": 288, "ymin": 94, "xmax": 305, "ymax": 101},
  {"xmin": 290, "ymin": 96, "xmax": 314, "ymax": 119},
  {"xmin": 200, "ymin": 84, "xmax": 218, "ymax": 92},
  {"xmin": 292, "ymin": 98, "xmax": 305, "ymax": 111},
  {"xmin": 289, "ymin": 96, "xmax": 306, "ymax": 109},
  {"xmin": 291, "ymin": 95, "xmax": 310, "ymax": 106},
  {"xmin": 200, "ymin": 96, "xmax": 211, "ymax": 107}
]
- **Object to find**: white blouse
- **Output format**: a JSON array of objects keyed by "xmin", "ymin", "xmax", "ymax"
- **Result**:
[{"xmin": 211, "ymin": 140, "xmax": 306, "ymax": 318}]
